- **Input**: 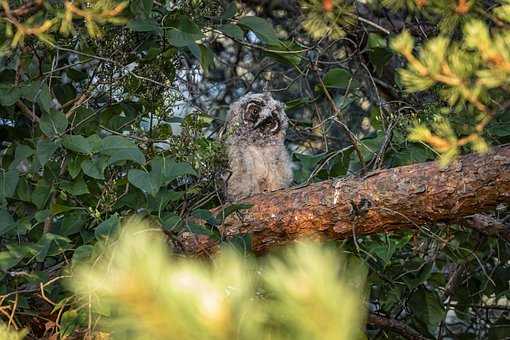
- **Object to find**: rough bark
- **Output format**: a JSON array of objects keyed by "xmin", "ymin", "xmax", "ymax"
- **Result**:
[{"xmin": 176, "ymin": 145, "xmax": 510, "ymax": 255}]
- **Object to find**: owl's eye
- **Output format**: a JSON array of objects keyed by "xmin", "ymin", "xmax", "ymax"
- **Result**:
[{"xmin": 244, "ymin": 102, "xmax": 261, "ymax": 122}]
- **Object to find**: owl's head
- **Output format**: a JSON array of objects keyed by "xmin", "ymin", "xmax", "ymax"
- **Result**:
[{"xmin": 224, "ymin": 93, "xmax": 288, "ymax": 144}]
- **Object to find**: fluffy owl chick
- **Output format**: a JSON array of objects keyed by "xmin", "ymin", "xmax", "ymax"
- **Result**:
[{"xmin": 224, "ymin": 93, "xmax": 293, "ymax": 201}]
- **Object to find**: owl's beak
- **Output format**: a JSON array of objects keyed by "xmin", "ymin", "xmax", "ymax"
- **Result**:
[{"xmin": 253, "ymin": 113, "xmax": 271, "ymax": 128}]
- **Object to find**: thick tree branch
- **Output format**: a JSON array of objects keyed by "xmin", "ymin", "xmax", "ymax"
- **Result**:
[
  {"xmin": 367, "ymin": 313, "xmax": 430, "ymax": 340},
  {"xmin": 176, "ymin": 145, "xmax": 510, "ymax": 255}
]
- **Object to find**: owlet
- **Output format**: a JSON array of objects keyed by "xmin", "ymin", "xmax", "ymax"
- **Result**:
[{"xmin": 224, "ymin": 93, "xmax": 293, "ymax": 201}]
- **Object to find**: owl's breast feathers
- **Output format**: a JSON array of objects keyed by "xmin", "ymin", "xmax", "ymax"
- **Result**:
[{"xmin": 226, "ymin": 143, "xmax": 293, "ymax": 201}]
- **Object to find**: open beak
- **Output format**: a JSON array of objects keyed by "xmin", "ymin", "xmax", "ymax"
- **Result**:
[{"xmin": 253, "ymin": 113, "xmax": 271, "ymax": 128}]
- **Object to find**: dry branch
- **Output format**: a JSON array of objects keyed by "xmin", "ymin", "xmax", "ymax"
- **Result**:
[{"xmin": 176, "ymin": 145, "xmax": 510, "ymax": 255}]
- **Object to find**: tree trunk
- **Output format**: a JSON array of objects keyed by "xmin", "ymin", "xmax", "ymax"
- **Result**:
[{"xmin": 175, "ymin": 145, "xmax": 510, "ymax": 255}]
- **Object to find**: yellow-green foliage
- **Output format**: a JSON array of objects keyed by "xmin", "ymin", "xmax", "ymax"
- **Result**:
[
  {"xmin": 392, "ymin": 14, "xmax": 509, "ymax": 165},
  {"xmin": 0, "ymin": 323, "xmax": 26, "ymax": 340},
  {"xmin": 300, "ymin": 0, "xmax": 357, "ymax": 40},
  {"xmin": 71, "ymin": 219, "xmax": 367, "ymax": 340}
]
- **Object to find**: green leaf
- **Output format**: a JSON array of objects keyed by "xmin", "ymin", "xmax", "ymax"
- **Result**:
[
  {"xmin": 160, "ymin": 213, "xmax": 182, "ymax": 231},
  {"xmin": 220, "ymin": 24, "xmax": 244, "ymax": 40},
  {"xmin": 0, "ymin": 168, "xmax": 19, "ymax": 201},
  {"xmin": 409, "ymin": 287, "xmax": 446, "ymax": 336},
  {"xmin": 221, "ymin": 2, "xmax": 237, "ymax": 20},
  {"xmin": 60, "ymin": 309, "xmax": 86, "ymax": 337},
  {"xmin": 150, "ymin": 156, "xmax": 197, "ymax": 184},
  {"xmin": 0, "ymin": 250, "xmax": 24, "ymax": 271},
  {"xmin": 36, "ymin": 82, "xmax": 52, "ymax": 113},
  {"xmin": 188, "ymin": 43, "xmax": 215, "ymax": 72},
  {"xmin": 238, "ymin": 16, "xmax": 281, "ymax": 45},
  {"xmin": 167, "ymin": 28, "xmax": 202, "ymax": 47},
  {"xmin": 81, "ymin": 157, "xmax": 108, "ymax": 180},
  {"xmin": 39, "ymin": 109, "xmax": 68, "ymax": 137},
  {"xmin": 9, "ymin": 144, "xmax": 33, "ymax": 171},
  {"xmin": 101, "ymin": 136, "xmax": 145, "ymax": 165},
  {"xmin": 16, "ymin": 177, "xmax": 32, "ymax": 202},
  {"xmin": 68, "ymin": 156, "xmax": 82, "ymax": 178},
  {"xmin": 368, "ymin": 33, "xmax": 387, "ymax": 48},
  {"xmin": 50, "ymin": 203, "xmax": 78, "ymax": 215},
  {"xmin": 199, "ymin": 45, "xmax": 215, "ymax": 72},
  {"xmin": 0, "ymin": 208, "xmax": 16, "ymax": 236},
  {"xmin": 128, "ymin": 169, "xmax": 160, "ymax": 196},
  {"xmin": 130, "ymin": 0, "xmax": 153, "ymax": 16},
  {"xmin": 192, "ymin": 209, "xmax": 219, "ymax": 226},
  {"xmin": 165, "ymin": 16, "xmax": 203, "ymax": 47},
  {"xmin": 32, "ymin": 179, "xmax": 52, "ymax": 209},
  {"xmin": 58, "ymin": 212, "xmax": 88, "ymax": 236},
  {"xmin": 60, "ymin": 177, "xmax": 90, "ymax": 196},
  {"xmin": 72, "ymin": 245, "xmax": 94, "ymax": 267},
  {"xmin": 127, "ymin": 18, "xmax": 160, "ymax": 32},
  {"xmin": 36, "ymin": 140, "xmax": 59, "ymax": 167},
  {"xmin": 62, "ymin": 135, "xmax": 92, "ymax": 154},
  {"xmin": 0, "ymin": 84, "xmax": 22, "ymax": 106},
  {"xmin": 322, "ymin": 68, "xmax": 359, "ymax": 89},
  {"xmin": 95, "ymin": 215, "xmax": 120, "ymax": 241},
  {"xmin": 35, "ymin": 210, "xmax": 51, "ymax": 223},
  {"xmin": 35, "ymin": 233, "xmax": 71, "ymax": 262}
]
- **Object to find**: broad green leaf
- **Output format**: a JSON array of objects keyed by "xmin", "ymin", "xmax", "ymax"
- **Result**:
[
  {"xmin": 367, "ymin": 33, "xmax": 387, "ymax": 48},
  {"xmin": 50, "ymin": 203, "xmax": 78, "ymax": 215},
  {"xmin": 147, "ymin": 189, "xmax": 183, "ymax": 213},
  {"xmin": 128, "ymin": 169, "xmax": 160, "ymax": 196},
  {"xmin": 322, "ymin": 68, "xmax": 359, "ymax": 89},
  {"xmin": 0, "ymin": 84, "xmax": 22, "ymax": 106},
  {"xmin": 36, "ymin": 140, "xmax": 59, "ymax": 167},
  {"xmin": 58, "ymin": 212, "xmax": 88, "ymax": 236},
  {"xmin": 167, "ymin": 28, "xmax": 202, "ymax": 47},
  {"xmin": 150, "ymin": 156, "xmax": 197, "ymax": 184},
  {"xmin": 130, "ymin": 0, "xmax": 153, "ymax": 16},
  {"xmin": 60, "ymin": 177, "xmax": 89, "ymax": 196},
  {"xmin": 60, "ymin": 309, "xmax": 85, "ymax": 337},
  {"xmin": 101, "ymin": 135, "xmax": 145, "ymax": 165},
  {"xmin": 16, "ymin": 178, "xmax": 32, "ymax": 202},
  {"xmin": 35, "ymin": 233, "xmax": 71, "ymax": 262},
  {"xmin": 95, "ymin": 214, "xmax": 120, "ymax": 241},
  {"xmin": 0, "ymin": 168, "xmax": 19, "ymax": 201},
  {"xmin": 220, "ymin": 24, "xmax": 244, "ymax": 40},
  {"xmin": 409, "ymin": 287, "xmax": 446, "ymax": 336},
  {"xmin": 165, "ymin": 16, "xmax": 203, "ymax": 47},
  {"xmin": 36, "ymin": 82, "xmax": 52, "ymax": 113},
  {"xmin": 9, "ymin": 144, "xmax": 33, "ymax": 171},
  {"xmin": 34, "ymin": 210, "xmax": 51, "ymax": 223},
  {"xmin": 128, "ymin": 18, "xmax": 160, "ymax": 32},
  {"xmin": 0, "ymin": 250, "xmax": 24, "ymax": 271},
  {"xmin": 238, "ymin": 16, "xmax": 281, "ymax": 45},
  {"xmin": 221, "ymin": 2, "xmax": 237, "ymax": 20},
  {"xmin": 192, "ymin": 209, "xmax": 219, "ymax": 226},
  {"xmin": 0, "ymin": 208, "xmax": 16, "ymax": 236},
  {"xmin": 160, "ymin": 213, "xmax": 182, "ymax": 231},
  {"xmin": 32, "ymin": 179, "xmax": 52, "ymax": 209},
  {"xmin": 81, "ymin": 157, "xmax": 108, "ymax": 180},
  {"xmin": 72, "ymin": 245, "xmax": 94, "ymax": 267},
  {"xmin": 39, "ymin": 109, "xmax": 68, "ymax": 137},
  {"xmin": 188, "ymin": 43, "xmax": 215, "ymax": 72},
  {"xmin": 87, "ymin": 134, "xmax": 103, "ymax": 153},
  {"xmin": 62, "ymin": 135, "xmax": 92, "ymax": 154},
  {"xmin": 68, "ymin": 156, "xmax": 82, "ymax": 178}
]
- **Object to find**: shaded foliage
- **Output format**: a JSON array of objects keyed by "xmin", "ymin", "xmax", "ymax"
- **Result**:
[{"xmin": 0, "ymin": 0, "xmax": 509, "ymax": 339}]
